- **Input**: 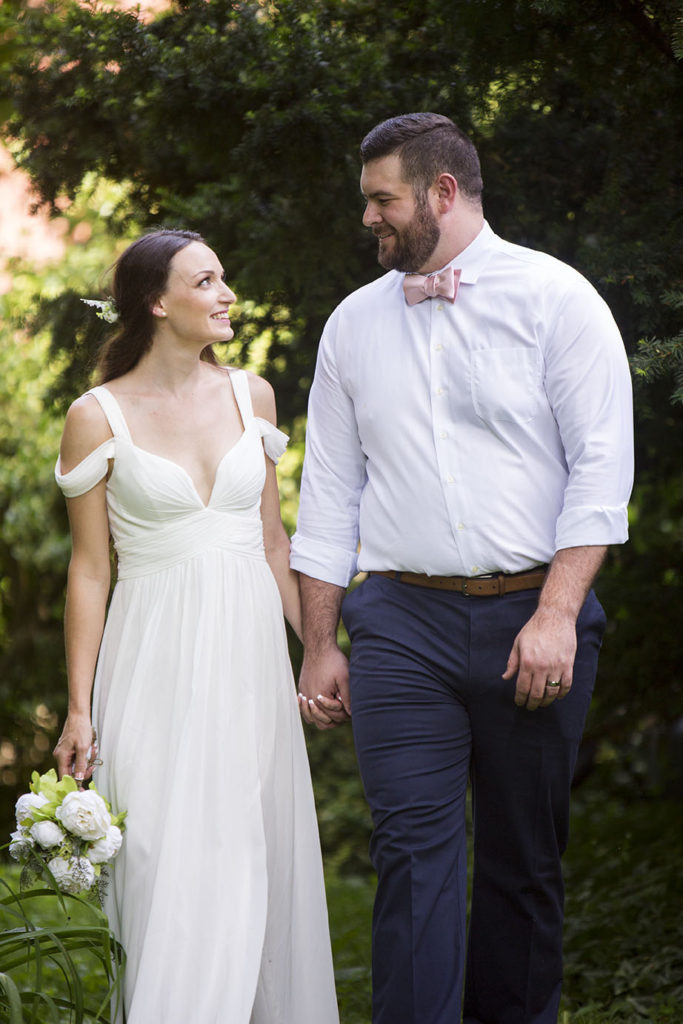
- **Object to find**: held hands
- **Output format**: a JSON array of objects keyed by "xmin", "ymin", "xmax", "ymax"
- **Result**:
[
  {"xmin": 503, "ymin": 606, "xmax": 577, "ymax": 710},
  {"xmin": 298, "ymin": 645, "xmax": 351, "ymax": 730},
  {"xmin": 53, "ymin": 713, "xmax": 101, "ymax": 785}
]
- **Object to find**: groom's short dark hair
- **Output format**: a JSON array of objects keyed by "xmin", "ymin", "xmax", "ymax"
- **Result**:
[{"xmin": 360, "ymin": 113, "xmax": 483, "ymax": 206}]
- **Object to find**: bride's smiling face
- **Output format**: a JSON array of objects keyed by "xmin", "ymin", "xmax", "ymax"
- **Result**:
[{"xmin": 153, "ymin": 242, "xmax": 236, "ymax": 345}]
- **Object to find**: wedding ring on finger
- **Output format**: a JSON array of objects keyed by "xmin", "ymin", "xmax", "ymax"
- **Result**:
[{"xmin": 546, "ymin": 679, "xmax": 561, "ymax": 689}]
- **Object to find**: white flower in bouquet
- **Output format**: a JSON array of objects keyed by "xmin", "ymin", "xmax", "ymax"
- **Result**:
[
  {"xmin": 15, "ymin": 791, "xmax": 49, "ymax": 827},
  {"xmin": 48, "ymin": 855, "xmax": 96, "ymax": 894},
  {"xmin": 56, "ymin": 789, "xmax": 111, "ymax": 841},
  {"xmin": 86, "ymin": 824, "xmax": 123, "ymax": 864},
  {"xmin": 9, "ymin": 828, "xmax": 34, "ymax": 859},
  {"xmin": 8, "ymin": 769, "xmax": 127, "ymax": 897},
  {"xmin": 30, "ymin": 819, "xmax": 65, "ymax": 849}
]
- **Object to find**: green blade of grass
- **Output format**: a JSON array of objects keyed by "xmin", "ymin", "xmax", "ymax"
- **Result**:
[{"xmin": 0, "ymin": 972, "xmax": 24, "ymax": 1024}]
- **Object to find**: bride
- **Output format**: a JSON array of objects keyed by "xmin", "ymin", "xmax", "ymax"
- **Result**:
[{"xmin": 53, "ymin": 229, "xmax": 340, "ymax": 1023}]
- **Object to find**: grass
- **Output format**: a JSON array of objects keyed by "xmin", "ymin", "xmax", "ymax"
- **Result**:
[
  {"xmin": 1, "ymin": 784, "xmax": 681, "ymax": 1023},
  {"xmin": 326, "ymin": 785, "xmax": 683, "ymax": 1023},
  {"xmin": 326, "ymin": 873, "xmax": 374, "ymax": 1021},
  {"xmin": 0, "ymin": 865, "xmax": 124, "ymax": 1024},
  {"xmin": 561, "ymin": 788, "xmax": 683, "ymax": 1023}
]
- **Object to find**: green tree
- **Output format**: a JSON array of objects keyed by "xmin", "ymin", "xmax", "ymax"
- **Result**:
[
  {"xmin": 3, "ymin": 0, "xmax": 681, "ymax": 406},
  {"xmin": 1, "ymin": 0, "xmax": 682, "ymax": 836},
  {"xmin": 0, "ymin": 184, "xmax": 132, "ymax": 831}
]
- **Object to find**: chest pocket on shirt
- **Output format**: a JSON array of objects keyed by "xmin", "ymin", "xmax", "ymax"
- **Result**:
[{"xmin": 470, "ymin": 348, "xmax": 542, "ymax": 424}]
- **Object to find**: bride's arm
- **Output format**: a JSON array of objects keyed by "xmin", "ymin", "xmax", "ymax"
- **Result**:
[
  {"xmin": 250, "ymin": 374, "xmax": 303, "ymax": 641},
  {"xmin": 261, "ymin": 462, "xmax": 302, "ymax": 641},
  {"xmin": 53, "ymin": 399, "xmax": 113, "ymax": 782}
]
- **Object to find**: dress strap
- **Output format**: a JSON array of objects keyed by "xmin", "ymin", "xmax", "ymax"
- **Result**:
[
  {"xmin": 229, "ymin": 369, "xmax": 254, "ymax": 426},
  {"xmin": 88, "ymin": 385, "xmax": 133, "ymax": 441},
  {"xmin": 228, "ymin": 367, "xmax": 289, "ymax": 463}
]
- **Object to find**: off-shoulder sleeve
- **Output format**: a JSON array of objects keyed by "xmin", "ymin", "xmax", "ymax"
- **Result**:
[
  {"xmin": 54, "ymin": 438, "xmax": 115, "ymax": 498},
  {"xmin": 254, "ymin": 417, "xmax": 289, "ymax": 464}
]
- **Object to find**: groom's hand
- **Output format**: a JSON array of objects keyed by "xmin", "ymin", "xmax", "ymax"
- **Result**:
[{"xmin": 298, "ymin": 645, "xmax": 351, "ymax": 730}]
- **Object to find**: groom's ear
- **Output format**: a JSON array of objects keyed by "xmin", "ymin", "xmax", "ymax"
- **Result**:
[{"xmin": 434, "ymin": 172, "xmax": 458, "ymax": 212}]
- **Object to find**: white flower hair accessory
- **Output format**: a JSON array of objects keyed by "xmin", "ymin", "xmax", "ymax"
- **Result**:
[{"xmin": 81, "ymin": 297, "xmax": 119, "ymax": 324}]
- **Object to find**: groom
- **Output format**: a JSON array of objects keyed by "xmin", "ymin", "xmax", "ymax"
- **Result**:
[{"xmin": 291, "ymin": 113, "xmax": 633, "ymax": 1022}]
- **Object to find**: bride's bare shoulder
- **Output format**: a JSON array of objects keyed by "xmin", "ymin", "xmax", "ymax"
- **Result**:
[
  {"xmin": 242, "ymin": 369, "xmax": 276, "ymax": 422},
  {"xmin": 60, "ymin": 393, "xmax": 112, "ymax": 472},
  {"xmin": 221, "ymin": 364, "xmax": 276, "ymax": 422}
]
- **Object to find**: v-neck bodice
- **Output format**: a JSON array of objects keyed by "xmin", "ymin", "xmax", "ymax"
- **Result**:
[{"xmin": 55, "ymin": 369, "xmax": 288, "ymax": 579}]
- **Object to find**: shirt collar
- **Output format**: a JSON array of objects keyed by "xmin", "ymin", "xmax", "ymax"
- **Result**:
[{"xmin": 434, "ymin": 220, "xmax": 496, "ymax": 285}]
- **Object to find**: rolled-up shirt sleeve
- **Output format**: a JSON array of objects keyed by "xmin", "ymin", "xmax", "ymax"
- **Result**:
[
  {"xmin": 543, "ymin": 274, "xmax": 634, "ymax": 551},
  {"xmin": 291, "ymin": 312, "xmax": 368, "ymax": 587}
]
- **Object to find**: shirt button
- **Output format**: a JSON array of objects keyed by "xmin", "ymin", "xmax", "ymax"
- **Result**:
[
  {"xmin": 436, "ymin": 302, "xmax": 444, "ymax": 311},
  {"xmin": 457, "ymin": 522, "xmax": 465, "ymax": 531},
  {"xmin": 435, "ymin": 387, "xmax": 444, "ymax": 396},
  {"xmin": 445, "ymin": 474, "xmax": 454, "ymax": 484},
  {"xmin": 434, "ymin": 344, "xmax": 443, "ymax": 352},
  {"xmin": 471, "ymin": 565, "xmax": 479, "ymax": 574},
  {"xmin": 440, "ymin": 430, "xmax": 448, "ymax": 439}
]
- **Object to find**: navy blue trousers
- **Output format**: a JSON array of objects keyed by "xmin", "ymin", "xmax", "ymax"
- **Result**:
[{"xmin": 342, "ymin": 575, "xmax": 605, "ymax": 1024}]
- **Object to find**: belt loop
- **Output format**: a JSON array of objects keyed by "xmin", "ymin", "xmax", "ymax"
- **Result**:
[{"xmin": 497, "ymin": 574, "xmax": 505, "ymax": 596}]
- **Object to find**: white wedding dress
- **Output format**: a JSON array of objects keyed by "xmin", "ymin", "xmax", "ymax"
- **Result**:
[{"xmin": 55, "ymin": 369, "xmax": 339, "ymax": 1024}]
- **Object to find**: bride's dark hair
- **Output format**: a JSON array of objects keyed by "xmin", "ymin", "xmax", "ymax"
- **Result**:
[{"xmin": 96, "ymin": 229, "xmax": 219, "ymax": 383}]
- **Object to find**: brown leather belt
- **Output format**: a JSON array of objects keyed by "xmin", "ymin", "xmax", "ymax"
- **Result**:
[{"xmin": 368, "ymin": 566, "xmax": 547, "ymax": 597}]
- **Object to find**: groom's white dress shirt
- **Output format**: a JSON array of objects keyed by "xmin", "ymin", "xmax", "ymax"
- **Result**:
[{"xmin": 291, "ymin": 222, "xmax": 633, "ymax": 588}]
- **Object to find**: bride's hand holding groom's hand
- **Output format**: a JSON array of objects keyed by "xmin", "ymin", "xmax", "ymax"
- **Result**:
[{"xmin": 298, "ymin": 645, "xmax": 351, "ymax": 730}]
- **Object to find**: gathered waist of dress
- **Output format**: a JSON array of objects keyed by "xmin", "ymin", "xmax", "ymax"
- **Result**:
[{"xmin": 113, "ymin": 510, "xmax": 266, "ymax": 580}]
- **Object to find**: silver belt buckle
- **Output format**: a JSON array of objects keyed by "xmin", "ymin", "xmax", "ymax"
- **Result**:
[{"xmin": 461, "ymin": 572, "xmax": 496, "ymax": 597}]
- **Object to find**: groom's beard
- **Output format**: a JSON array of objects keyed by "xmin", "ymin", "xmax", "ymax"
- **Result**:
[{"xmin": 376, "ymin": 198, "xmax": 441, "ymax": 273}]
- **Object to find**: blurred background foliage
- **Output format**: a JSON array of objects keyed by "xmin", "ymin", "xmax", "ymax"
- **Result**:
[{"xmin": 0, "ymin": 0, "xmax": 681, "ymax": 995}]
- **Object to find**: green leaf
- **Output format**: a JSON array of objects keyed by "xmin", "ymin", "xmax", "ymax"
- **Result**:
[{"xmin": 0, "ymin": 972, "xmax": 24, "ymax": 1024}]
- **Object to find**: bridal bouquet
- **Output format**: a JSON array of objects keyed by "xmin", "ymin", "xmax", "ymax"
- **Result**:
[{"xmin": 9, "ymin": 770, "xmax": 127, "ymax": 897}]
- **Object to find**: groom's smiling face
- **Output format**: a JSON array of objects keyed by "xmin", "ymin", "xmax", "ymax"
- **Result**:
[{"xmin": 360, "ymin": 155, "xmax": 441, "ymax": 274}]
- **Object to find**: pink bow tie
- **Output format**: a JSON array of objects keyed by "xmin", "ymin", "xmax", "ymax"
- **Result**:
[{"xmin": 403, "ymin": 267, "xmax": 462, "ymax": 306}]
